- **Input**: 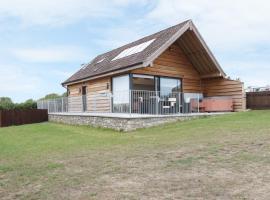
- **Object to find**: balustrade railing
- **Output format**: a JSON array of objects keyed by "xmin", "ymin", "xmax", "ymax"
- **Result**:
[{"xmin": 37, "ymin": 90, "xmax": 202, "ymax": 115}]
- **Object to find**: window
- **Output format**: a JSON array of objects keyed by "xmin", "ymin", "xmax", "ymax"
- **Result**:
[
  {"xmin": 96, "ymin": 58, "xmax": 104, "ymax": 63},
  {"xmin": 131, "ymin": 74, "xmax": 155, "ymax": 91},
  {"xmin": 112, "ymin": 39, "xmax": 155, "ymax": 61},
  {"xmin": 160, "ymin": 77, "xmax": 181, "ymax": 95},
  {"xmin": 112, "ymin": 75, "xmax": 129, "ymax": 104},
  {"xmin": 112, "ymin": 75, "xmax": 129, "ymax": 93}
]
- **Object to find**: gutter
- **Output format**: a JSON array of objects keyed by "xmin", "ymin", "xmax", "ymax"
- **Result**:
[{"xmin": 62, "ymin": 62, "xmax": 144, "ymax": 87}]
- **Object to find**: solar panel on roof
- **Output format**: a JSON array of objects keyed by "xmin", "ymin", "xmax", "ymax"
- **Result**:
[{"xmin": 112, "ymin": 39, "xmax": 155, "ymax": 61}]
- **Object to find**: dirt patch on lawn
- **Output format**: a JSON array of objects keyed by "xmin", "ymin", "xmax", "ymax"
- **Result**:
[{"xmin": 8, "ymin": 140, "xmax": 268, "ymax": 200}]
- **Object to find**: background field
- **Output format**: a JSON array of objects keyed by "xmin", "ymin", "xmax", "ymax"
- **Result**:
[{"xmin": 1, "ymin": 111, "xmax": 270, "ymax": 199}]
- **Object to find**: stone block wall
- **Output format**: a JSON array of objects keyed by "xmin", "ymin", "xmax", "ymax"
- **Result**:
[{"xmin": 48, "ymin": 114, "xmax": 211, "ymax": 131}]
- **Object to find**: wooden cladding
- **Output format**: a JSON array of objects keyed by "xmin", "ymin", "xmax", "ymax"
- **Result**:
[
  {"xmin": 132, "ymin": 43, "xmax": 202, "ymax": 93},
  {"xmin": 202, "ymin": 78, "xmax": 246, "ymax": 111},
  {"xmin": 177, "ymin": 30, "xmax": 224, "ymax": 78},
  {"xmin": 67, "ymin": 77, "xmax": 111, "ymax": 112},
  {"xmin": 67, "ymin": 43, "xmax": 245, "ymax": 112}
]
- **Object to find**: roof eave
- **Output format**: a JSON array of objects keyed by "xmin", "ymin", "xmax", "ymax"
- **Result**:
[
  {"xmin": 189, "ymin": 21, "xmax": 226, "ymax": 78},
  {"xmin": 63, "ymin": 20, "xmax": 227, "ymax": 86},
  {"xmin": 143, "ymin": 20, "xmax": 226, "ymax": 78},
  {"xmin": 143, "ymin": 20, "xmax": 191, "ymax": 68},
  {"xmin": 62, "ymin": 62, "xmax": 144, "ymax": 87}
]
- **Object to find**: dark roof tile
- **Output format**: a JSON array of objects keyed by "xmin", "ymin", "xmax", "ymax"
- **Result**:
[{"xmin": 63, "ymin": 20, "xmax": 189, "ymax": 85}]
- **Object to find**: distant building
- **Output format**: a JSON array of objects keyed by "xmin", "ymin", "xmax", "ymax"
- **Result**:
[{"xmin": 246, "ymin": 86, "xmax": 270, "ymax": 92}]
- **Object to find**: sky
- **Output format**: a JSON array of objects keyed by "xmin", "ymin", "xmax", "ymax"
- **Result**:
[{"xmin": 0, "ymin": 0, "xmax": 269, "ymax": 102}]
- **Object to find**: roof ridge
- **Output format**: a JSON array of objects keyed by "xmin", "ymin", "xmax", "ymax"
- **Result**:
[
  {"xmin": 62, "ymin": 20, "xmax": 193, "ymax": 85},
  {"xmin": 89, "ymin": 20, "xmax": 191, "ymax": 61}
]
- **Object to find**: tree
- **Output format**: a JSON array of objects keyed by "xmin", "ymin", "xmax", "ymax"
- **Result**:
[
  {"xmin": 0, "ymin": 97, "xmax": 14, "ymax": 110},
  {"xmin": 62, "ymin": 92, "xmax": 67, "ymax": 97},
  {"xmin": 0, "ymin": 97, "xmax": 37, "ymax": 110},
  {"xmin": 39, "ymin": 93, "xmax": 61, "ymax": 100},
  {"xmin": 16, "ymin": 99, "xmax": 37, "ymax": 109}
]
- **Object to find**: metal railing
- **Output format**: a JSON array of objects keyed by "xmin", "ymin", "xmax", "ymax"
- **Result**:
[{"xmin": 37, "ymin": 90, "xmax": 202, "ymax": 115}]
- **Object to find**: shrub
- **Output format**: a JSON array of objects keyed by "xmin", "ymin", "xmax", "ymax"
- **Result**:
[{"xmin": 0, "ymin": 98, "xmax": 37, "ymax": 111}]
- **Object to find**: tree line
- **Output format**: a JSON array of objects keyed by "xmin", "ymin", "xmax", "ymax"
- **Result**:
[{"xmin": 0, "ymin": 92, "xmax": 67, "ymax": 110}]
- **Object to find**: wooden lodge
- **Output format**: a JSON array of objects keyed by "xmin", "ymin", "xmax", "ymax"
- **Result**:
[{"xmin": 60, "ymin": 20, "xmax": 245, "ymax": 115}]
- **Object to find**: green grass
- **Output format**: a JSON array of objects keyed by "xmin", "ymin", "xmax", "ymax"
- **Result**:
[{"xmin": 1, "ymin": 110, "xmax": 270, "ymax": 199}]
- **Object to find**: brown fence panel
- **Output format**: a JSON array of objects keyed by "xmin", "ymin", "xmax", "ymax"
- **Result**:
[
  {"xmin": 246, "ymin": 91, "xmax": 270, "ymax": 110},
  {"xmin": 0, "ymin": 109, "xmax": 48, "ymax": 127}
]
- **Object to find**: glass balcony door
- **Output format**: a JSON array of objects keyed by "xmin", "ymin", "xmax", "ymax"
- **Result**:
[{"xmin": 112, "ymin": 75, "xmax": 130, "ymax": 113}]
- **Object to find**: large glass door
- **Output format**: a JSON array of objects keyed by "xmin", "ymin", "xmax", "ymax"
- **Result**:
[
  {"xmin": 131, "ymin": 74, "xmax": 157, "ymax": 114},
  {"xmin": 112, "ymin": 73, "xmax": 182, "ymax": 114},
  {"xmin": 159, "ymin": 77, "xmax": 182, "ymax": 114},
  {"xmin": 112, "ymin": 75, "xmax": 130, "ymax": 113}
]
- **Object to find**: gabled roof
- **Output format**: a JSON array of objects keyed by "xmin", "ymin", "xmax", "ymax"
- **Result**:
[{"xmin": 63, "ymin": 20, "xmax": 226, "ymax": 86}]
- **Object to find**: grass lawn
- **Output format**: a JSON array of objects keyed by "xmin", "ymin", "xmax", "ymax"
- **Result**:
[{"xmin": 1, "ymin": 110, "xmax": 270, "ymax": 199}]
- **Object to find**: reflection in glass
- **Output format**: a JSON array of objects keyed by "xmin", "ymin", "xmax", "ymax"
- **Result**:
[
  {"xmin": 160, "ymin": 77, "xmax": 181, "ymax": 95},
  {"xmin": 112, "ymin": 75, "xmax": 129, "ymax": 112},
  {"xmin": 132, "ymin": 74, "xmax": 155, "ymax": 91}
]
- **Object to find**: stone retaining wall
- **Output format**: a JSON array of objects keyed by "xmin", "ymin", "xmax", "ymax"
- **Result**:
[{"xmin": 48, "ymin": 113, "xmax": 214, "ymax": 131}]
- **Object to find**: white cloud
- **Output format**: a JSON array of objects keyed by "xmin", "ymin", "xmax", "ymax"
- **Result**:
[
  {"xmin": 0, "ymin": 0, "xmax": 146, "ymax": 26},
  {"xmin": 147, "ymin": 0, "xmax": 270, "ymax": 49},
  {"xmin": 94, "ymin": 26, "xmax": 147, "ymax": 50},
  {"xmin": 51, "ymin": 69, "xmax": 73, "ymax": 79},
  {"xmin": 145, "ymin": 0, "xmax": 270, "ymax": 87},
  {"xmin": 222, "ymin": 60, "xmax": 270, "ymax": 87},
  {"xmin": 0, "ymin": 65, "xmax": 41, "ymax": 93},
  {"xmin": 10, "ymin": 46, "xmax": 88, "ymax": 63},
  {"xmin": 0, "ymin": 64, "xmax": 68, "ymax": 102}
]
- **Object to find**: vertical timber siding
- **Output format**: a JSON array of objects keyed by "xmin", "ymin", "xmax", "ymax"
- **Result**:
[
  {"xmin": 87, "ymin": 77, "xmax": 111, "ymax": 112},
  {"xmin": 202, "ymin": 78, "xmax": 246, "ymax": 111},
  {"xmin": 132, "ymin": 43, "xmax": 202, "ymax": 93}
]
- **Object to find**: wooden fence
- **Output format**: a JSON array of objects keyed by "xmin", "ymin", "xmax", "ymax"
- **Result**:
[
  {"xmin": 0, "ymin": 109, "xmax": 48, "ymax": 127},
  {"xmin": 246, "ymin": 91, "xmax": 270, "ymax": 110}
]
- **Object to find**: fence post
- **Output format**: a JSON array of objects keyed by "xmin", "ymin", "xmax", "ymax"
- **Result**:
[
  {"xmin": 47, "ymin": 100, "xmax": 50, "ymax": 113},
  {"xmin": 129, "ymin": 90, "xmax": 132, "ymax": 116},
  {"xmin": 67, "ymin": 97, "xmax": 69, "ymax": 112},
  {"xmin": 155, "ymin": 91, "xmax": 159, "ymax": 115},
  {"xmin": 61, "ymin": 98, "xmax": 64, "ymax": 112},
  {"xmin": 54, "ymin": 99, "xmax": 56, "ymax": 113},
  {"xmin": 94, "ymin": 94, "xmax": 96, "ymax": 113},
  {"xmin": 178, "ymin": 92, "xmax": 181, "ymax": 114},
  {"xmin": 109, "ymin": 92, "xmax": 112, "ymax": 113},
  {"xmin": 197, "ymin": 94, "xmax": 200, "ymax": 113}
]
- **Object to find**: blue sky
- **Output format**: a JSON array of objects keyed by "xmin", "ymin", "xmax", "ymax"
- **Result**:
[{"xmin": 0, "ymin": 0, "xmax": 269, "ymax": 102}]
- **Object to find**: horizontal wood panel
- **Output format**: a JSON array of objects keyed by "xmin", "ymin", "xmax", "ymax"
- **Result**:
[
  {"xmin": 67, "ymin": 77, "xmax": 111, "ymax": 112},
  {"xmin": 202, "ymin": 78, "xmax": 245, "ymax": 111},
  {"xmin": 66, "ymin": 42, "xmax": 245, "ymax": 113},
  {"xmin": 132, "ymin": 43, "xmax": 202, "ymax": 93}
]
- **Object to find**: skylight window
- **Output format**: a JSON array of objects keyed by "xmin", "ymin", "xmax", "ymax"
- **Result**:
[
  {"xmin": 81, "ymin": 64, "xmax": 87, "ymax": 70},
  {"xmin": 112, "ymin": 39, "xmax": 155, "ymax": 61},
  {"xmin": 96, "ymin": 58, "xmax": 105, "ymax": 64}
]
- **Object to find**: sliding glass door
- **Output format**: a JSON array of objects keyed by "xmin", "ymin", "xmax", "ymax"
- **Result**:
[
  {"xmin": 160, "ymin": 77, "xmax": 181, "ymax": 95},
  {"xmin": 112, "ymin": 75, "xmax": 130, "ymax": 113},
  {"xmin": 159, "ymin": 77, "xmax": 181, "ymax": 114},
  {"xmin": 112, "ymin": 74, "xmax": 182, "ymax": 114}
]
